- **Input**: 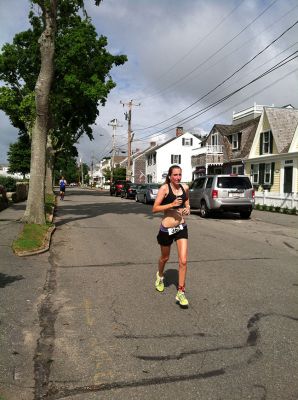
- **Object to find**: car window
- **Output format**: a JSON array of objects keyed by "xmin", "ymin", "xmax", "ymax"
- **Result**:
[
  {"xmin": 217, "ymin": 177, "xmax": 252, "ymax": 189},
  {"xmin": 206, "ymin": 177, "xmax": 213, "ymax": 188},
  {"xmin": 192, "ymin": 178, "xmax": 205, "ymax": 189}
]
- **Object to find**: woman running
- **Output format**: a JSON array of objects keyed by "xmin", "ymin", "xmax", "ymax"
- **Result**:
[{"xmin": 152, "ymin": 165, "xmax": 190, "ymax": 307}]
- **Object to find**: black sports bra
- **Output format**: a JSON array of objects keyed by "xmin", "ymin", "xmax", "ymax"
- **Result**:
[{"xmin": 161, "ymin": 183, "xmax": 187, "ymax": 209}]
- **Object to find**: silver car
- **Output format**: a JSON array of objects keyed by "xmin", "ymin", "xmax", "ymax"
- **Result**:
[
  {"xmin": 189, "ymin": 175, "xmax": 255, "ymax": 218},
  {"xmin": 136, "ymin": 183, "xmax": 160, "ymax": 204}
]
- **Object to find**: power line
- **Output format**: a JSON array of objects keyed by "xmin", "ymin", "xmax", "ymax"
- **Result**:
[
  {"xmin": 137, "ymin": 0, "xmax": 279, "ymax": 102},
  {"xmin": 136, "ymin": 0, "xmax": 246, "ymax": 101},
  {"xmin": 135, "ymin": 19, "xmax": 298, "ymax": 132},
  {"xmin": 134, "ymin": 51, "xmax": 298, "ymax": 142},
  {"xmin": 139, "ymin": 3, "xmax": 298, "ymax": 106}
]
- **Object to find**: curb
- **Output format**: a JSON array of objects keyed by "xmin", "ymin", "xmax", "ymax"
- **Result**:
[{"xmin": 14, "ymin": 225, "xmax": 56, "ymax": 257}]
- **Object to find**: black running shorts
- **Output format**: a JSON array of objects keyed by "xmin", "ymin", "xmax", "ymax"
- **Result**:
[{"xmin": 157, "ymin": 224, "xmax": 188, "ymax": 246}]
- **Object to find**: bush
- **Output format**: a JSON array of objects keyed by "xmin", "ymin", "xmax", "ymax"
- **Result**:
[
  {"xmin": 0, "ymin": 176, "xmax": 17, "ymax": 192},
  {"xmin": 282, "ymin": 206, "xmax": 289, "ymax": 214},
  {"xmin": 290, "ymin": 207, "xmax": 297, "ymax": 215},
  {"xmin": 275, "ymin": 206, "xmax": 281, "ymax": 213},
  {"xmin": 268, "ymin": 205, "xmax": 274, "ymax": 212},
  {"xmin": 255, "ymin": 203, "xmax": 261, "ymax": 210}
]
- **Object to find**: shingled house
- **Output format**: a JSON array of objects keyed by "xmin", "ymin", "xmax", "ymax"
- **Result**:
[
  {"xmin": 191, "ymin": 108, "xmax": 261, "ymax": 177},
  {"xmin": 245, "ymin": 105, "xmax": 298, "ymax": 194}
]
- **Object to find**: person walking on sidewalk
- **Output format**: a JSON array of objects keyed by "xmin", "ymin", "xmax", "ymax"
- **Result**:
[
  {"xmin": 152, "ymin": 165, "xmax": 190, "ymax": 307},
  {"xmin": 59, "ymin": 176, "xmax": 67, "ymax": 200}
]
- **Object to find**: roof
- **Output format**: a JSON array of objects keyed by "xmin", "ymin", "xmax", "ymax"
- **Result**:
[
  {"xmin": 264, "ymin": 107, "xmax": 298, "ymax": 153},
  {"xmin": 146, "ymin": 132, "xmax": 199, "ymax": 153},
  {"xmin": 213, "ymin": 117, "xmax": 260, "ymax": 136}
]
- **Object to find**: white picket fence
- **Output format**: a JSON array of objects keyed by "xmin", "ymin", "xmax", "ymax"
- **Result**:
[{"xmin": 255, "ymin": 191, "xmax": 298, "ymax": 209}]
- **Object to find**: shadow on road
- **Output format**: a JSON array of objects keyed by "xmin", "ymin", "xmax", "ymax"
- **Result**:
[{"xmin": 54, "ymin": 189, "xmax": 160, "ymax": 227}]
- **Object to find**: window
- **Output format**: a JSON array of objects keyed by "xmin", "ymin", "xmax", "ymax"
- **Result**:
[
  {"xmin": 251, "ymin": 164, "xmax": 259, "ymax": 184},
  {"xmin": 153, "ymin": 153, "xmax": 156, "ymax": 164},
  {"xmin": 260, "ymin": 130, "xmax": 273, "ymax": 154},
  {"xmin": 232, "ymin": 165, "xmax": 242, "ymax": 174},
  {"xmin": 211, "ymin": 133, "xmax": 218, "ymax": 146},
  {"xmin": 217, "ymin": 176, "xmax": 252, "ymax": 189},
  {"xmin": 171, "ymin": 154, "xmax": 181, "ymax": 164},
  {"xmin": 232, "ymin": 133, "xmax": 238, "ymax": 150},
  {"xmin": 182, "ymin": 138, "xmax": 193, "ymax": 146},
  {"xmin": 206, "ymin": 177, "xmax": 213, "ymax": 188},
  {"xmin": 191, "ymin": 178, "xmax": 205, "ymax": 189},
  {"xmin": 264, "ymin": 163, "xmax": 271, "ymax": 184}
]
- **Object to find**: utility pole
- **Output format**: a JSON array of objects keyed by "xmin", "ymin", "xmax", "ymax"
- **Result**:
[
  {"xmin": 120, "ymin": 99, "xmax": 140, "ymax": 181},
  {"xmin": 108, "ymin": 118, "xmax": 122, "ymax": 184}
]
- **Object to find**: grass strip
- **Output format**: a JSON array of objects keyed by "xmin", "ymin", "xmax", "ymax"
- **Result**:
[{"xmin": 13, "ymin": 223, "xmax": 52, "ymax": 253}]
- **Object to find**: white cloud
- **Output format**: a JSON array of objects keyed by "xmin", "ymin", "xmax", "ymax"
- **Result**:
[{"xmin": 1, "ymin": 0, "xmax": 298, "ymax": 165}]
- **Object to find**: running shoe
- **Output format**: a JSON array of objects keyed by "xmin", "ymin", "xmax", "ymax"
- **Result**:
[
  {"xmin": 176, "ymin": 290, "xmax": 189, "ymax": 307},
  {"xmin": 155, "ymin": 271, "xmax": 164, "ymax": 292}
]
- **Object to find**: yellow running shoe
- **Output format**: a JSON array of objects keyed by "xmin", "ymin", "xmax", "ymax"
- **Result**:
[
  {"xmin": 176, "ymin": 290, "xmax": 189, "ymax": 307},
  {"xmin": 155, "ymin": 271, "xmax": 164, "ymax": 292}
]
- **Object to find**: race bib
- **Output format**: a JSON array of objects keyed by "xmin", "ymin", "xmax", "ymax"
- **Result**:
[{"xmin": 168, "ymin": 224, "xmax": 183, "ymax": 235}]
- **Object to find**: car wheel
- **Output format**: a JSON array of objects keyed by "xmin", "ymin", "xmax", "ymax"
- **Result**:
[
  {"xmin": 240, "ymin": 210, "xmax": 251, "ymax": 219},
  {"xmin": 200, "ymin": 201, "xmax": 210, "ymax": 218}
]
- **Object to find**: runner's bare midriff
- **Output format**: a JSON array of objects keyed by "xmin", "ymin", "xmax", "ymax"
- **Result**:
[{"xmin": 162, "ymin": 209, "xmax": 185, "ymax": 228}]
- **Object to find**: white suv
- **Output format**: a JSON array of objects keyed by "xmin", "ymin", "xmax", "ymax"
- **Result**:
[{"xmin": 189, "ymin": 175, "xmax": 255, "ymax": 219}]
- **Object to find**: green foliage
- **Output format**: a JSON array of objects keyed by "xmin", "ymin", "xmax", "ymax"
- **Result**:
[
  {"xmin": 268, "ymin": 205, "xmax": 274, "ymax": 212},
  {"xmin": 54, "ymin": 154, "xmax": 79, "ymax": 184},
  {"xmin": 7, "ymin": 134, "xmax": 31, "ymax": 177},
  {"xmin": 0, "ymin": 2, "xmax": 127, "ymax": 165},
  {"xmin": 282, "ymin": 206, "xmax": 289, "ymax": 214},
  {"xmin": 12, "ymin": 223, "xmax": 52, "ymax": 253},
  {"xmin": 290, "ymin": 207, "xmax": 297, "ymax": 215},
  {"xmin": 275, "ymin": 206, "xmax": 281, "ymax": 213},
  {"xmin": 0, "ymin": 176, "xmax": 17, "ymax": 192},
  {"xmin": 104, "ymin": 166, "xmax": 126, "ymax": 183}
]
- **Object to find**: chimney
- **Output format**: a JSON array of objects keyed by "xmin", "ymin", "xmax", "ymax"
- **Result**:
[
  {"xmin": 150, "ymin": 141, "xmax": 156, "ymax": 147},
  {"xmin": 176, "ymin": 126, "xmax": 183, "ymax": 137}
]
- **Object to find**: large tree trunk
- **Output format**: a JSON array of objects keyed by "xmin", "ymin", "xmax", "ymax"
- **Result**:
[
  {"xmin": 45, "ymin": 134, "xmax": 55, "ymax": 196},
  {"xmin": 22, "ymin": 1, "xmax": 57, "ymax": 224}
]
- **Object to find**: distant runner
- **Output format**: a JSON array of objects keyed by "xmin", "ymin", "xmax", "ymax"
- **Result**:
[
  {"xmin": 59, "ymin": 176, "xmax": 67, "ymax": 200},
  {"xmin": 152, "ymin": 165, "xmax": 190, "ymax": 307}
]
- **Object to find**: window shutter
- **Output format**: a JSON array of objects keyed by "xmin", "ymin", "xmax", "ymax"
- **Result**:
[
  {"xmin": 179, "ymin": 155, "xmax": 181, "ymax": 164},
  {"xmin": 182, "ymin": 138, "xmax": 185, "ymax": 145},
  {"xmin": 260, "ymin": 133, "xmax": 263, "ymax": 155},
  {"xmin": 269, "ymin": 131, "xmax": 273, "ymax": 153},
  {"xmin": 171, "ymin": 155, "xmax": 174, "ymax": 164},
  {"xmin": 190, "ymin": 138, "xmax": 193, "ymax": 146},
  {"xmin": 238, "ymin": 132, "xmax": 242, "ymax": 149},
  {"xmin": 271, "ymin": 162, "xmax": 275, "ymax": 185},
  {"xmin": 259, "ymin": 163, "xmax": 265, "ymax": 184}
]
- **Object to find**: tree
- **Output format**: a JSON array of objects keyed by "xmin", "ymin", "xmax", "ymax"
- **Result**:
[
  {"xmin": 7, "ymin": 134, "xmax": 31, "ymax": 178},
  {"xmin": 0, "ymin": 0, "xmax": 127, "ymax": 224}
]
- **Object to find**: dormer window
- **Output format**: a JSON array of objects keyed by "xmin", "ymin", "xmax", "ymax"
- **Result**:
[
  {"xmin": 232, "ymin": 133, "xmax": 239, "ymax": 150},
  {"xmin": 260, "ymin": 130, "xmax": 273, "ymax": 155}
]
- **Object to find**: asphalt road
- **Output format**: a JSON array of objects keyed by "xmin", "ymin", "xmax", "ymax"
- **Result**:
[{"xmin": 1, "ymin": 188, "xmax": 298, "ymax": 400}]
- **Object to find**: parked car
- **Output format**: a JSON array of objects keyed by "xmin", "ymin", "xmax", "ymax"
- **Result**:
[
  {"xmin": 120, "ymin": 183, "xmax": 141, "ymax": 199},
  {"xmin": 189, "ymin": 174, "xmax": 255, "ymax": 218},
  {"xmin": 110, "ymin": 180, "xmax": 131, "ymax": 196},
  {"xmin": 136, "ymin": 183, "xmax": 160, "ymax": 204}
]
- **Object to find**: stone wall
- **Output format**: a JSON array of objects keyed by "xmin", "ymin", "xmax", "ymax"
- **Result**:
[{"xmin": 7, "ymin": 182, "xmax": 29, "ymax": 203}]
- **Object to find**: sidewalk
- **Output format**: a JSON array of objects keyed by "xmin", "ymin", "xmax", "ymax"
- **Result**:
[{"xmin": 0, "ymin": 202, "xmax": 50, "ymax": 400}]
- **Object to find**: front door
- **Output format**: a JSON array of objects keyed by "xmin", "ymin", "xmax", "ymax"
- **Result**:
[{"xmin": 283, "ymin": 166, "xmax": 293, "ymax": 193}]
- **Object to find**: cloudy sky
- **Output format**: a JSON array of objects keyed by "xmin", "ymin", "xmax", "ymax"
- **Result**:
[{"xmin": 0, "ymin": 0, "xmax": 298, "ymax": 165}]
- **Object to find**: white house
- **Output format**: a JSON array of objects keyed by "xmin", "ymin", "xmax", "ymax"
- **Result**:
[{"xmin": 145, "ymin": 127, "xmax": 202, "ymax": 183}]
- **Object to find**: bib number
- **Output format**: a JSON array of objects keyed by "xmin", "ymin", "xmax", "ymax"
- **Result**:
[{"xmin": 168, "ymin": 224, "xmax": 183, "ymax": 235}]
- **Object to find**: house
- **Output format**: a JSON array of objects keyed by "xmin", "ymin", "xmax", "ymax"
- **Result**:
[
  {"xmin": 191, "ymin": 105, "xmax": 261, "ymax": 178},
  {"xmin": 145, "ymin": 127, "xmax": 202, "ymax": 183},
  {"xmin": 119, "ymin": 142, "xmax": 158, "ymax": 184},
  {"xmin": 245, "ymin": 105, "xmax": 298, "ymax": 194},
  {"xmin": 92, "ymin": 155, "xmax": 126, "ymax": 188}
]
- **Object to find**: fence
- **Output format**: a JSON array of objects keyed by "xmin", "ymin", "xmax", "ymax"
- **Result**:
[{"xmin": 255, "ymin": 191, "xmax": 298, "ymax": 209}]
